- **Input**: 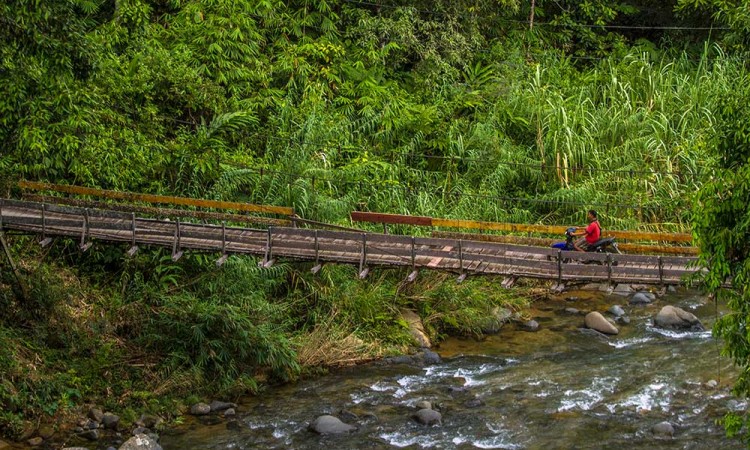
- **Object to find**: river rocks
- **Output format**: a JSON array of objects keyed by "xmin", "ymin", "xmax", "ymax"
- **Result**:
[
  {"xmin": 136, "ymin": 415, "xmax": 161, "ymax": 430},
  {"xmin": 564, "ymin": 307, "xmax": 581, "ymax": 315},
  {"xmin": 88, "ymin": 407, "xmax": 104, "ymax": 423},
  {"xmin": 584, "ymin": 312, "xmax": 619, "ymax": 335},
  {"xmin": 608, "ymin": 305, "xmax": 625, "ymax": 317},
  {"xmin": 612, "ymin": 284, "xmax": 634, "ymax": 296},
  {"xmin": 705, "ymin": 379, "xmax": 718, "ymax": 389},
  {"xmin": 339, "ymin": 409, "xmax": 358, "ymax": 422},
  {"xmin": 119, "ymin": 434, "xmax": 163, "ymax": 450},
  {"xmin": 630, "ymin": 292, "xmax": 655, "ymax": 305},
  {"xmin": 615, "ymin": 315, "xmax": 631, "ymax": 325},
  {"xmin": 419, "ymin": 349, "xmax": 442, "ymax": 365},
  {"xmin": 190, "ymin": 403, "xmax": 211, "ymax": 416},
  {"xmin": 415, "ymin": 401, "xmax": 432, "ymax": 410},
  {"xmin": 27, "ymin": 437, "xmax": 43, "ymax": 447},
  {"xmin": 412, "ymin": 408, "xmax": 442, "ymax": 426},
  {"xmin": 400, "ymin": 309, "xmax": 431, "ymax": 348},
  {"xmin": 223, "ymin": 408, "xmax": 236, "ymax": 418},
  {"xmin": 521, "ymin": 320, "xmax": 540, "ymax": 331},
  {"xmin": 209, "ymin": 400, "xmax": 237, "ymax": 413},
  {"xmin": 78, "ymin": 429, "xmax": 99, "ymax": 441},
  {"xmin": 308, "ymin": 415, "xmax": 356, "ymax": 434},
  {"xmin": 654, "ymin": 306, "xmax": 704, "ymax": 331},
  {"xmin": 652, "ymin": 421, "xmax": 674, "ymax": 437},
  {"xmin": 102, "ymin": 413, "xmax": 120, "ymax": 430}
]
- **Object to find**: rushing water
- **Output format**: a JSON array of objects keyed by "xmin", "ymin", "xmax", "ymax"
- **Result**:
[{"xmin": 162, "ymin": 289, "xmax": 745, "ymax": 449}]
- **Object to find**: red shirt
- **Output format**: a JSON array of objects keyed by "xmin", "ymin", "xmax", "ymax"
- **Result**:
[{"xmin": 585, "ymin": 221, "xmax": 601, "ymax": 244}]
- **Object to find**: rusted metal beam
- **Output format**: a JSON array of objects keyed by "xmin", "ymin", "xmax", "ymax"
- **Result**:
[
  {"xmin": 350, "ymin": 211, "xmax": 432, "ymax": 227},
  {"xmin": 23, "ymin": 194, "xmax": 292, "ymax": 227},
  {"xmin": 432, "ymin": 231, "xmax": 697, "ymax": 255},
  {"xmin": 19, "ymin": 180, "xmax": 294, "ymax": 216},
  {"xmin": 352, "ymin": 211, "xmax": 693, "ymax": 244}
]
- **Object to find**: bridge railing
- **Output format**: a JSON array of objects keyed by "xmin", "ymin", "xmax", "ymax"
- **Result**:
[
  {"xmin": 350, "ymin": 211, "xmax": 697, "ymax": 255},
  {"xmin": 18, "ymin": 181, "xmax": 295, "ymax": 224}
]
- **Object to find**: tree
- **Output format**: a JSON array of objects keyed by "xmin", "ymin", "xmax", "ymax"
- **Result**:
[{"xmin": 692, "ymin": 72, "xmax": 750, "ymax": 443}]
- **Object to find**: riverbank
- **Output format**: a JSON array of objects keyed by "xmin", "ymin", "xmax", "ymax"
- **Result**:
[{"xmin": 0, "ymin": 240, "xmax": 532, "ymax": 448}]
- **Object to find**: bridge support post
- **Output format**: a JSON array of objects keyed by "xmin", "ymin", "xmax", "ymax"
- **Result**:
[
  {"xmin": 39, "ymin": 204, "xmax": 52, "ymax": 247},
  {"xmin": 79, "ymin": 209, "xmax": 92, "ymax": 252},
  {"xmin": 311, "ymin": 230, "xmax": 323, "ymax": 274},
  {"xmin": 359, "ymin": 233, "xmax": 369, "ymax": 279},
  {"xmin": 606, "ymin": 253, "xmax": 612, "ymax": 286},
  {"xmin": 171, "ymin": 219, "xmax": 183, "ymax": 261},
  {"xmin": 127, "ymin": 212, "xmax": 138, "ymax": 257},
  {"xmin": 261, "ymin": 227, "xmax": 275, "ymax": 268},
  {"xmin": 457, "ymin": 240, "xmax": 466, "ymax": 283},
  {"xmin": 557, "ymin": 249, "xmax": 562, "ymax": 285},
  {"xmin": 216, "ymin": 222, "xmax": 228, "ymax": 267},
  {"xmin": 458, "ymin": 239, "xmax": 464, "ymax": 273},
  {"xmin": 658, "ymin": 256, "xmax": 664, "ymax": 286}
]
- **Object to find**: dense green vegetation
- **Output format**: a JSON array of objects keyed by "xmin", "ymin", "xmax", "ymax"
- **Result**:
[{"xmin": 2, "ymin": 0, "xmax": 750, "ymax": 443}]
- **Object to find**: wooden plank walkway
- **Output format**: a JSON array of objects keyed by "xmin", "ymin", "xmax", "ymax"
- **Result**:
[{"xmin": 0, "ymin": 199, "xmax": 702, "ymax": 286}]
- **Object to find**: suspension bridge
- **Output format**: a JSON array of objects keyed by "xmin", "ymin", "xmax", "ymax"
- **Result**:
[{"xmin": 0, "ymin": 182, "xmax": 702, "ymax": 291}]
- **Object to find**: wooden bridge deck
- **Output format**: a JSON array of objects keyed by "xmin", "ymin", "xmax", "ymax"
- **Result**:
[{"xmin": 0, "ymin": 199, "xmax": 701, "ymax": 286}]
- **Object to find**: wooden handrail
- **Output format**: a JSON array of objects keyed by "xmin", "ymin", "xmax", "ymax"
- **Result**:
[
  {"xmin": 352, "ymin": 211, "xmax": 693, "ymax": 244},
  {"xmin": 432, "ymin": 231, "xmax": 698, "ymax": 255},
  {"xmin": 19, "ymin": 181, "xmax": 294, "ymax": 216}
]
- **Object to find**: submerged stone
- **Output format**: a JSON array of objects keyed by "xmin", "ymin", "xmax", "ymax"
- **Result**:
[
  {"xmin": 413, "ymin": 408, "xmax": 442, "ymax": 426},
  {"xmin": 654, "ymin": 305, "xmax": 704, "ymax": 331},
  {"xmin": 309, "ymin": 415, "xmax": 356, "ymax": 434},
  {"xmin": 652, "ymin": 421, "xmax": 674, "ymax": 437}
]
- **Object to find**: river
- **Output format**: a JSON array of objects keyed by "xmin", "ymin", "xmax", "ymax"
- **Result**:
[{"xmin": 162, "ymin": 288, "xmax": 744, "ymax": 449}]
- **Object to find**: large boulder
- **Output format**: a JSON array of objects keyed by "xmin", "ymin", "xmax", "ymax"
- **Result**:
[
  {"xmin": 209, "ymin": 401, "xmax": 237, "ymax": 413},
  {"xmin": 119, "ymin": 434, "xmax": 162, "ymax": 450},
  {"xmin": 413, "ymin": 408, "xmax": 442, "ymax": 426},
  {"xmin": 652, "ymin": 421, "xmax": 675, "ymax": 437},
  {"xmin": 584, "ymin": 312, "xmax": 619, "ymax": 335},
  {"xmin": 102, "ymin": 413, "xmax": 120, "ymax": 430},
  {"xmin": 308, "ymin": 415, "xmax": 356, "ymax": 435},
  {"xmin": 400, "ymin": 309, "xmax": 431, "ymax": 348},
  {"xmin": 654, "ymin": 306, "xmax": 704, "ymax": 331}
]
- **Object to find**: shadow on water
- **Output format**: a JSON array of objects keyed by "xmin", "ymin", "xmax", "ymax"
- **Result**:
[{"xmin": 162, "ymin": 288, "xmax": 745, "ymax": 449}]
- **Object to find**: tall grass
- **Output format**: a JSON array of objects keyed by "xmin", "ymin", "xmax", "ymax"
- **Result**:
[{"xmin": 214, "ymin": 44, "xmax": 739, "ymax": 232}]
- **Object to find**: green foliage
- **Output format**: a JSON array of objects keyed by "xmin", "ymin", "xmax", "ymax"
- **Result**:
[
  {"xmin": 0, "ymin": 0, "xmax": 746, "ymax": 441},
  {"xmin": 693, "ymin": 69, "xmax": 750, "ymax": 443}
]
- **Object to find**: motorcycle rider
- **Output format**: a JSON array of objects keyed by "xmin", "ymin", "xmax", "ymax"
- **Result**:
[{"xmin": 572, "ymin": 210, "xmax": 601, "ymax": 252}]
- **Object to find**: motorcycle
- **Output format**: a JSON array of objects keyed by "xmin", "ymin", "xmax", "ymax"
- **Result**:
[{"xmin": 550, "ymin": 227, "xmax": 621, "ymax": 263}]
